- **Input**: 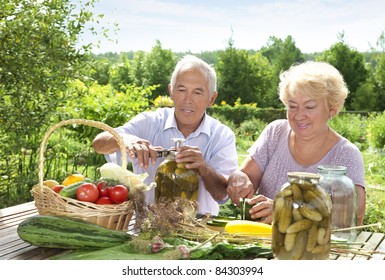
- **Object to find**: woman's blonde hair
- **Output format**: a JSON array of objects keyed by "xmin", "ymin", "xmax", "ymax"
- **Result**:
[{"xmin": 278, "ymin": 61, "xmax": 349, "ymax": 115}]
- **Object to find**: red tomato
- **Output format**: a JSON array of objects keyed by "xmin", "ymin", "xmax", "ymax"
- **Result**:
[
  {"xmin": 76, "ymin": 183, "xmax": 99, "ymax": 203},
  {"xmin": 96, "ymin": 181, "xmax": 110, "ymax": 197},
  {"xmin": 109, "ymin": 185, "xmax": 129, "ymax": 204},
  {"xmin": 95, "ymin": 196, "xmax": 114, "ymax": 204},
  {"xmin": 52, "ymin": 185, "xmax": 64, "ymax": 193}
]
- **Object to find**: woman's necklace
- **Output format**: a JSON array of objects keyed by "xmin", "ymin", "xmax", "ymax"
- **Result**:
[{"xmin": 293, "ymin": 127, "xmax": 330, "ymax": 166}]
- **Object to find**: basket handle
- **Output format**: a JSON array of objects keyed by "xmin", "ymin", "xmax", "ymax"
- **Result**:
[{"xmin": 38, "ymin": 119, "xmax": 127, "ymax": 186}]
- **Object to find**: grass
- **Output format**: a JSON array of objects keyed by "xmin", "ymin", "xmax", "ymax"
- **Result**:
[
  {"xmin": 362, "ymin": 151, "xmax": 385, "ymax": 233},
  {"xmin": 365, "ymin": 186, "xmax": 385, "ymax": 233}
]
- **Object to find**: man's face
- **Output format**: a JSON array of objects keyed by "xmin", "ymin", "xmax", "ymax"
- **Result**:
[{"xmin": 169, "ymin": 68, "xmax": 217, "ymax": 134}]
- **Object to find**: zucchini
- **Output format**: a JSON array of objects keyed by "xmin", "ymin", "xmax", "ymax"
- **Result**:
[
  {"xmin": 17, "ymin": 215, "xmax": 132, "ymax": 249},
  {"xmin": 224, "ymin": 220, "xmax": 273, "ymax": 237},
  {"xmin": 59, "ymin": 178, "xmax": 93, "ymax": 198}
]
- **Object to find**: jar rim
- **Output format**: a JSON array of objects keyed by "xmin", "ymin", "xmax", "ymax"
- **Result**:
[
  {"xmin": 317, "ymin": 165, "xmax": 347, "ymax": 171},
  {"xmin": 287, "ymin": 172, "xmax": 320, "ymax": 179}
]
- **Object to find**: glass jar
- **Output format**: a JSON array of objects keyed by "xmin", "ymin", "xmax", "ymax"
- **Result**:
[
  {"xmin": 317, "ymin": 165, "xmax": 357, "ymax": 242},
  {"xmin": 154, "ymin": 139, "xmax": 199, "ymax": 202},
  {"xmin": 272, "ymin": 172, "xmax": 332, "ymax": 260}
]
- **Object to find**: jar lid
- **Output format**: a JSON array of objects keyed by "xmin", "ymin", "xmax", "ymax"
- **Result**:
[{"xmin": 287, "ymin": 172, "xmax": 320, "ymax": 179}]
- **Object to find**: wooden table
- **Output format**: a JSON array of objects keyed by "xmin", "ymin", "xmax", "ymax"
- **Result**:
[
  {"xmin": 1, "ymin": 202, "xmax": 385, "ymax": 260},
  {"xmin": 0, "ymin": 201, "xmax": 137, "ymax": 260}
]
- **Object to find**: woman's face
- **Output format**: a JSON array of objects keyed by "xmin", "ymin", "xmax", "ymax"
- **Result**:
[
  {"xmin": 286, "ymin": 93, "xmax": 335, "ymax": 140},
  {"xmin": 169, "ymin": 68, "xmax": 217, "ymax": 134}
]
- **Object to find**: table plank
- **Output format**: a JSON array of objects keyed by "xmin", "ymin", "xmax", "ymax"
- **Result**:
[
  {"xmin": 0, "ymin": 201, "xmax": 38, "ymax": 235},
  {"xmin": 10, "ymin": 246, "xmax": 68, "ymax": 260},
  {"xmin": 0, "ymin": 202, "xmax": 42, "ymax": 260},
  {"xmin": 0, "ymin": 212, "xmax": 40, "ymax": 238},
  {"xmin": 333, "ymin": 231, "xmax": 371, "ymax": 260},
  {"xmin": 368, "ymin": 233, "xmax": 385, "ymax": 260},
  {"xmin": 353, "ymin": 232, "xmax": 383, "ymax": 260},
  {"xmin": 0, "ymin": 201, "xmax": 36, "ymax": 218},
  {"xmin": 1, "ymin": 240, "xmax": 35, "ymax": 259},
  {"xmin": 0, "ymin": 231, "xmax": 25, "ymax": 250},
  {"xmin": 1, "ymin": 202, "xmax": 384, "ymax": 260}
]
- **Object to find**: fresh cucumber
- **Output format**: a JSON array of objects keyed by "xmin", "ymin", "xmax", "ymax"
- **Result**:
[
  {"xmin": 240, "ymin": 198, "xmax": 252, "ymax": 220},
  {"xmin": 206, "ymin": 217, "xmax": 236, "ymax": 227},
  {"xmin": 59, "ymin": 178, "xmax": 93, "ymax": 198},
  {"xmin": 17, "ymin": 215, "xmax": 132, "ymax": 249}
]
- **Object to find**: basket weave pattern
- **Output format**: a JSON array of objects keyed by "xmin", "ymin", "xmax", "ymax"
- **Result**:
[{"xmin": 32, "ymin": 119, "xmax": 134, "ymax": 231}]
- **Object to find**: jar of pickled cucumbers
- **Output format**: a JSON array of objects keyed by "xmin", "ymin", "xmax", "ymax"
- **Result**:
[
  {"xmin": 272, "ymin": 172, "xmax": 332, "ymax": 260},
  {"xmin": 317, "ymin": 165, "xmax": 357, "ymax": 242},
  {"xmin": 155, "ymin": 139, "xmax": 199, "ymax": 202}
]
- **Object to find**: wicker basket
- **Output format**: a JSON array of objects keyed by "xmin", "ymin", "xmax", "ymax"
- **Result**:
[{"xmin": 32, "ymin": 119, "xmax": 134, "ymax": 232}]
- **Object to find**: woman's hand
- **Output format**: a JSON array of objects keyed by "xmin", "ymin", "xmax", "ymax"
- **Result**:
[
  {"xmin": 227, "ymin": 171, "xmax": 255, "ymax": 206},
  {"xmin": 248, "ymin": 195, "xmax": 274, "ymax": 224}
]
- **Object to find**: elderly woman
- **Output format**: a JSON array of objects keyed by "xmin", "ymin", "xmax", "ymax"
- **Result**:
[{"xmin": 227, "ymin": 61, "xmax": 366, "ymax": 225}]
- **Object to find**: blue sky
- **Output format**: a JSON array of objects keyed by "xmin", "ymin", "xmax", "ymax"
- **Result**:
[{"xmin": 80, "ymin": 0, "xmax": 385, "ymax": 54}]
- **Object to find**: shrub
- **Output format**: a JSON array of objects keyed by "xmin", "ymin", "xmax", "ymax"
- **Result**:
[
  {"xmin": 238, "ymin": 118, "xmax": 268, "ymax": 141},
  {"xmin": 329, "ymin": 113, "xmax": 369, "ymax": 151},
  {"xmin": 55, "ymin": 81, "xmax": 157, "ymax": 141},
  {"xmin": 364, "ymin": 186, "xmax": 385, "ymax": 234},
  {"xmin": 209, "ymin": 112, "xmax": 237, "ymax": 133},
  {"xmin": 367, "ymin": 112, "xmax": 385, "ymax": 150},
  {"xmin": 208, "ymin": 99, "xmax": 285, "ymax": 127},
  {"xmin": 153, "ymin": 95, "xmax": 173, "ymax": 108}
]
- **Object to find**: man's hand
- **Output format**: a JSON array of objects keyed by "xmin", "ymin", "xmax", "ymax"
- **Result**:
[
  {"xmin": 175, "ymin": 145, "xmax": 207, "ymax": 174},
  {"xmin": 175, "ymin": 145, "xmax": 229, "ymax": 202},
  {"xmin": 126, "ymin": 139, "xmax": 163, "ymax": 168},
  {"xmin": 226, "ymin": 171, "xmax": 254, "ymax": 206}
]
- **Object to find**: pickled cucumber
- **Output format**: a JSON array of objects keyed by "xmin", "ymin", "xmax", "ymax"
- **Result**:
[{"xmin": 155, "ymin": 154, "xmax": 199, "ymax": 202}]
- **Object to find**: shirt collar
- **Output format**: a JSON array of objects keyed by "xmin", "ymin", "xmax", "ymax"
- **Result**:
[{"xmin": 164, "ymin": 108, "xmax": 211, "ymax": 137}]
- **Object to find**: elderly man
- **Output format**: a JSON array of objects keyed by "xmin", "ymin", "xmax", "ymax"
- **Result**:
[{"xmin": 92, "ymin": 55, "xmax": 238, "ymax": 216}]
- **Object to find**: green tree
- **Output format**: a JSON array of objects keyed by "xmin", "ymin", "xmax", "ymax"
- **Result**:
[
  {"xmin": 142, "ymin": 40, "xmax": 176, "ymax": 99},
  {"xmin": 196, "ymin": 50, "xmax": 220, "ymax": 65},
  {"xmin": 350, "ymin": 81, "xmax": 378, "ymax": 111},
  {"xmin": 89, "ymin": 59, "xmax": 111, "ymax": 85},
  {"xmin": 316, "ymin": 34, "xmax": 369, "ymax": 110},
  {"xmin": 260, "ymin": 35, "xmax": 304, "ymax": 108},
  {"xmin": 109, "ymin": 54, "xmax": 133, "ymax": 91},
  {"xmin": 369, "ymin": 32, "xmax": 385, "ymax": 111},
  {"xmin": 216, "ymin": 40, "xmax": 252, "ymax": 105},
  {"xmin": 216, "ymin": 39, "xmax": 273, "ymax": 106},
  {"xmin": 131, "ymin": 51, "xmax": 147, "ymax": 87},
  {"xmin": 261, "ymin": 35, "xmax": 304, "ymax": 73},
  {"xmin": 0, "ymin": 0, "xmax": 99, "ymax": 142},
  {"xmin": 0, "ymin": 0, "xmax": 103, "ymax": 206},
  {"xmin": 249, "ymin": 52, "xmax": 275, "ymax": 107}
]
